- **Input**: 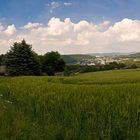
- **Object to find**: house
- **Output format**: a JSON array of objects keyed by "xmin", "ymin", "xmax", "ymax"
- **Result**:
[
  {"xmin": 0, "ymin": 66, "xmax": 7, "ymax": 76},
  {"xmin": 54, "ymin": 72, "xmax": 64, "ymax": 76}
]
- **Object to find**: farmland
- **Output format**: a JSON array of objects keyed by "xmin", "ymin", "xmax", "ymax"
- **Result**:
[{"xmin": 1, "ymin": 69, "xmax": 140, "ymax": 139}]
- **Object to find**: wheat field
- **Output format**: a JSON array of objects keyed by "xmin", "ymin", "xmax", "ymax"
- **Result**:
[{"xmin": 0, "ymin": 69, "xmax": 140, "ymax": 139}]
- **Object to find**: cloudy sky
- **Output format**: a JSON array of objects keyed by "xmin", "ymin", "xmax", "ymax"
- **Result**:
[{"xmin": 0, "ymin": 0, "xmax": 140, "ymax": 54}]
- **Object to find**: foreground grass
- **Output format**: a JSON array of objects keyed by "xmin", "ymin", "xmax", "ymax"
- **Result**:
[{"xmin": 0, "ymin": 69, "xmax": 140, "ymax": 139}]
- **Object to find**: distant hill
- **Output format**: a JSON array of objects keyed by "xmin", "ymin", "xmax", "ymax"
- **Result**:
[
  {"xmin": 128, "ymin": 52, "xmax": 140, "ymax": 58},
  {"xmin": 62, "ymin": 54, "xmax": 95, "ymax": 64},
  {"xmin": 62, "ymin": 55, "xmax": 77, "ymax": 64},
  {"xmin": 62, "ymin": 52, "xmax": 140, "ymax": 65},
  {"xmin": 119, "ymin": 52, "xmax": 140, "ymax": 58},
  {"xmin": 88, "ymin": 53, "xmax": 131, "ymax": 57}
]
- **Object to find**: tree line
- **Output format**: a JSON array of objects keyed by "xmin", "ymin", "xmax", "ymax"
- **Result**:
[
  {"xmin": 0, "ymin": 40, "xmax": 65, "ymax": 76},
  {"xmin": 0, "ymin": 40, "xmax": 137, "ymax": 76},
  {"xmin": 66, "ymin": 62, "xmax": 137, "ymax": 75}
]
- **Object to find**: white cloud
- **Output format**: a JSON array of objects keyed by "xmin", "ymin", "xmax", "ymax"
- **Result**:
[
  {"xmin": 4, "ymin": 24, "xmax": 16, "ymax": 35},
  {"xmin": 47, "ymin": 1, "xmax": 60, "ymax": 13},
  {"xmin": 0, "ymin": 23, "xmax": 4, "ymax": 31},
  {"xmin": 106, "ymin": 18, "xmax": 140, "ymax": 42},
  {"xmin": 23, "ymin": 22, "xmax": 42, "ymax": 29},
  {"xmin": 51, "ymin": 1, "xmax": 60, "ymax": 8},
  {"xmin": 47, "ymin": 1, "xmax": 72, "ymax": 13},
  {"xmin": 0, "ymin": 18, "xmax": 140, "ymax": 54},
  {"xmin": 64, "ymin": 2, "xmax": 72, "ymax": 6}
]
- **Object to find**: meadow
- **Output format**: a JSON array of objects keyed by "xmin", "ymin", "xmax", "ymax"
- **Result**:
[{"xmin": 1, "ymin": 69, "xmax": 140, "ymax": 139}]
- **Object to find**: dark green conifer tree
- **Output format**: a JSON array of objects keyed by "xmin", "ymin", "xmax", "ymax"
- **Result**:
[{"xmin": 5, "ymin": 40, "xmax": 40, "ymax": 76}]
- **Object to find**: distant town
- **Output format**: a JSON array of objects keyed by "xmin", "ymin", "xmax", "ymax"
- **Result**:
[{"xmin": 62, "ymin": 53, "xmax": 140, "ymax": 67}]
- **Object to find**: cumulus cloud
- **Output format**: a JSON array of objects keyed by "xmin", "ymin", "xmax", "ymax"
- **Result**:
[
  {"xmin": 106, "ymin": 18, "xmax": 140, "ymax": 42},
  {"xmin": 0, "ymin": 23, "xmax": 4, "ymax": 31},
  {"xmin": 4, "ymin": 24, "xmax": 16, "ymax": 35},
  {"xmin": 0, "ymin": 18, "xmax": 140, "ymax": 54}
]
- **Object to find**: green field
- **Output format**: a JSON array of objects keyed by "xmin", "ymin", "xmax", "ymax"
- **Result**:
[{"xmin": 1, "ymin": 69, "xmax": 140, "ymax": 140}]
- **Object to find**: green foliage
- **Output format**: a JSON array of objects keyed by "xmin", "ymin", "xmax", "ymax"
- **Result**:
[
  {"xmin": 131, "ymin": 64, "xmax": 137, "ymax": 69},
  {"xmin": 5, "ymin": 40, "xmax": 41, "ymax": 76},
  {"xmin": 2, "ymin": 40, "xmax": 66, "ymax": 76},
  {"xmin": 42, "ymin": 51, "xmax": 65, "ymax": 75},
  {"xmin": 104, "ymin": 62, "xmax": 125, "ymax": 70},
  {"xmin": 64, "ymin": 66, "xmax": 71, "ymax": 76},
  {"xmin": 126, "ymin": 64, "xmax": 137, "ymax": 69},
  {"xmin": 66, "ymin": 62, "xmax": 127, "ymax": 75},
  {"xmin": 0, "ymin": 54, "xmax": 5, "ymax": 65},
  {"xmin": 0, "ymin": 69, "xmax": 140, "ymax": 139}
]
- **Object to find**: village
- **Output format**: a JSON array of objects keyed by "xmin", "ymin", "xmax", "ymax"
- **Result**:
[
  {"xmin": 75, "ymin": 55, "xmax": 140, "ymax": 66},
  {"xmin": 1, "ymin": 53, "xmax": 140, "ymax": 76}
]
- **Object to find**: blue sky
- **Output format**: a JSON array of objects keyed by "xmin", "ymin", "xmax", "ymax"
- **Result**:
[
  {"xmin": 0, "ymin": 0, "xmax": 140, "ymax": 54},
  {"xmin": 0, "ymin": 0, "xmax": 140, "ymax": 26}
]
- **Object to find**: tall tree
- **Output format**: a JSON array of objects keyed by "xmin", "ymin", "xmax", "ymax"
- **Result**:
[
  {"xmin": 5, "ymin": 40, "xmax": 40, "ymax": 76},
  {"xmin": 42, "ymin": 51, "xmax": 65, "ymax": 76},
  {"xmin": 0, "ymin": 54, "xmax": 5, "ymax": 66}
]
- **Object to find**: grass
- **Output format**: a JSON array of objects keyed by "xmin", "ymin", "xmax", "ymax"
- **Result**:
[{"xmin": 0, "ymin": 69, "xmax": 140, "ymax": 139}]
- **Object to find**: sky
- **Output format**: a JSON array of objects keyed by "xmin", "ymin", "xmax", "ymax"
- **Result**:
[{"xmin": 0, "ymin": 0, "xmax": 140, "ymax": 54}]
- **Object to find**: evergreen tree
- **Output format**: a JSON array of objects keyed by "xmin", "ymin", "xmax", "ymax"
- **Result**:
[
  {"xmin": 5, "ymin": 40, "xmax": 40, "ymax": 76},
  {"xmin": 0, "ymin": 54, "xmax": 5, "ymax": 66}
]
